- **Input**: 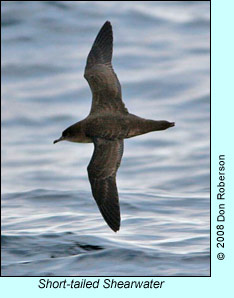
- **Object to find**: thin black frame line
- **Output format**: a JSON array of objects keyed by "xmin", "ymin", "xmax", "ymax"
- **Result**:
[{"xmin": 0, "ymin": 0, "xmax": 211, "ymax": 278}]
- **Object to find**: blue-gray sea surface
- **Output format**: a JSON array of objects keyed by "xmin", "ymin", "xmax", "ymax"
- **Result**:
[{"xmin": 1, "ymin": 1, "xmax": 210, "ymax": 276}]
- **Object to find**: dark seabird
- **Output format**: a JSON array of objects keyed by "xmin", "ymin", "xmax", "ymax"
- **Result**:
[{"xmin": 54, "ymin": 21, "xmax": 175, "ymax": 232}]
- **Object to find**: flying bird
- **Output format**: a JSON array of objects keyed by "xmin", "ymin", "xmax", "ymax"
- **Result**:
[{"xmin": 54, "ymin": 21, "xmax": 175, "ymax": 232}]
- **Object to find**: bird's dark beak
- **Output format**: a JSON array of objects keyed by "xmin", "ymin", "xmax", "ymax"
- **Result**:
[
  {"xmin": 53, "ymin": 136, "xmax": 65, "ymax": 144},
  {"xmin": 170, "ymin": 122, "xmax": 175, "ymax": 127}
]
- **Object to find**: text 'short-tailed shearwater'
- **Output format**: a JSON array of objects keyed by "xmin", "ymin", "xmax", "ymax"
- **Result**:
[{"xmin": 54, "ymin": 21, "xmax": 175, "ymax": 232}]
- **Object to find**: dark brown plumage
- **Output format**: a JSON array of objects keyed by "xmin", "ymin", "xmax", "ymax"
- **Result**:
[{"xmin": 54, "ymin": 21, "xmax": 175, "ymax": 232}]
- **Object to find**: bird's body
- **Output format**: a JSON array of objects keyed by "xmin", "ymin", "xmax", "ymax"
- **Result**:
[
  {"xmin": 54, "ymin": 21, "xmax": 175, "ymax": 232},
  {"xmin": 61, "ymin": 113, "xmax": 173, "ymax": 143}
]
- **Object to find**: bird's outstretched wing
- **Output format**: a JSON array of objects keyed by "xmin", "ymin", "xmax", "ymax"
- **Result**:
[
  {"xmin": 87, "ymin": 138, "xmax": 124, "ymax": 232},
  {"xmin": 84, "ymin": 21, "xmax": 128, "ymax": 115}
]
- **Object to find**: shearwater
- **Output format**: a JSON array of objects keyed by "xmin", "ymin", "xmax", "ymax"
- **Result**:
[{"xmin": 54, "ymin": 21, "xmax": 175, "ymax": 232}]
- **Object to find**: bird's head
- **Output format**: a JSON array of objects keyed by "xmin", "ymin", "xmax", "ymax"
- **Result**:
[
  {"xmin": 53, "ymin": 122, "xmax": 90, "ymax": 144},
  {"xmin": 53, "ymin": 121, "xmax": 80, "ymax": 144},
  {"xmin": 53, "ymin": 128, "xmax": 70, "ymax": 144}
]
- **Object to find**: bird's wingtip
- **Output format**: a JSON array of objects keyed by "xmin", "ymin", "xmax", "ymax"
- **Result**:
[
  {"xmin": 103, "ymin": 20, "xmax": 112, "ymax": 27},
  {"xmin": 112, "ymin": 223, "xmax": 120, "ymax": 232}
]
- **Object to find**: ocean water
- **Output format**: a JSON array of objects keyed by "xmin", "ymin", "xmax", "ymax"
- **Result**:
[{"xmin": 1, "ymin": 1, "xmax": 210, "ymax": 276}]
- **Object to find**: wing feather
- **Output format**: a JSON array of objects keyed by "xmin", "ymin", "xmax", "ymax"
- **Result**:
[
  {"xmin": 87, "ymin": 138, "xmax": 124, "ymax": 232},
  {"xmin": 84, "ymin": 21, "xmax": 128, "ymax": 115}
]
